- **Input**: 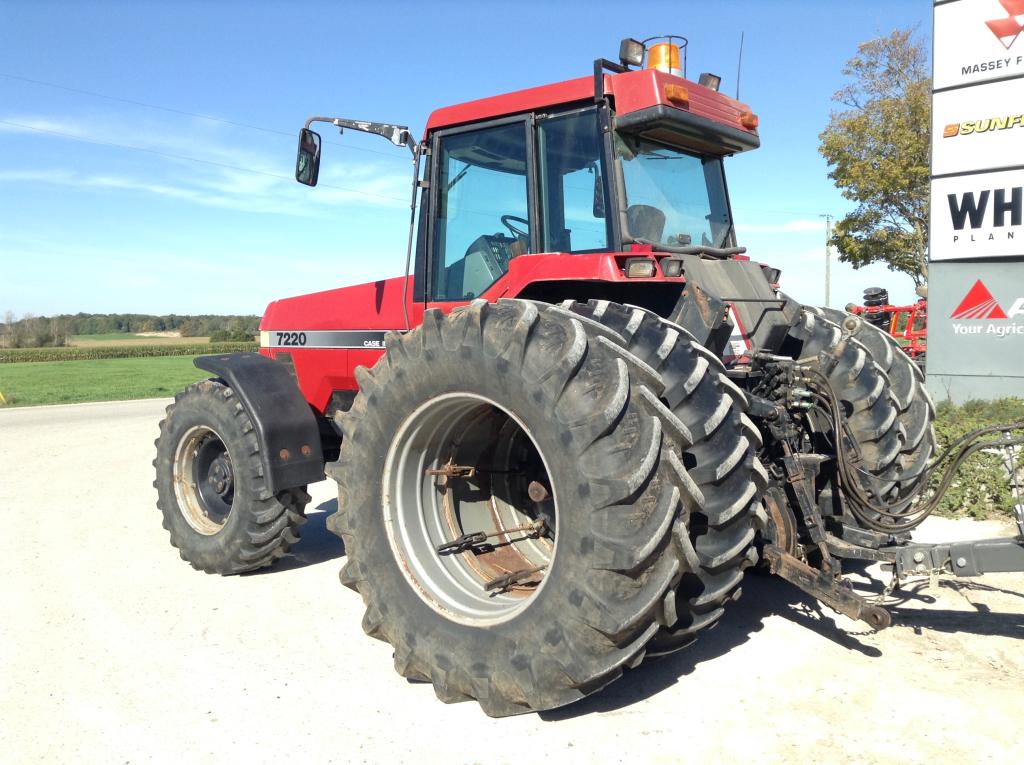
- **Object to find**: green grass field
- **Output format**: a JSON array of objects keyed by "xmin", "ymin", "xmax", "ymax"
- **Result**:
[{"xmin": 0, "ymin": 356, "xmax": 209, "ymax": 407}]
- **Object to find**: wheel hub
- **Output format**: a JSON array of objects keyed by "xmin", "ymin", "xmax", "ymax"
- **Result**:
[
  {"xmin": 382, "ymin": 393, "xmax": 558, "ymax": 627},
  {"xmin": 207, "ymin": 454, "xmax": 234, "ymax": 498},
  {"xmin": 173, "ymin": 426, "xmax": 235, "ymax": 535}
]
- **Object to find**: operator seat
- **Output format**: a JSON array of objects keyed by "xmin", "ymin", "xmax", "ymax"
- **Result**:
[{"xmin": 627, "ymin": 204, "xmax": 666, "ymax": 243}]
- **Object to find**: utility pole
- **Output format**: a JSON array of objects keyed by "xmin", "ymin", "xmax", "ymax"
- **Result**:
[{"xmin": 820, "ymin": 214, "xmax": 833, "ymax": 308}]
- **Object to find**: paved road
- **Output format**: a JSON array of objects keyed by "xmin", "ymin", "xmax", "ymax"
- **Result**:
[{"xmin": 1, "ymin": 399, "xmax": 1023, "ymax": 764}]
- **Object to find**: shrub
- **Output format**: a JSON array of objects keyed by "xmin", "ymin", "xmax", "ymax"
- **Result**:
[
  {"xmin": 932, "ymin": 398, "xmax": 1024, "ymax": 519},
  {"xmin": 209, "ymin": 329, "xmax": 255, "ymax": 343}
]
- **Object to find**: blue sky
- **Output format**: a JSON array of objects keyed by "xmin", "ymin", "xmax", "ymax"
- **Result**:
[{"xmin": 0, "ymin": 0, "xmax": 931, "ymax": 317}]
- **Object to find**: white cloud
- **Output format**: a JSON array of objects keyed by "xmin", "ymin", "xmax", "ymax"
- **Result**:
[
  {"xmin": 0, "ymin": 160, "xmax": 410, "ymax": 216},
  {"xmin": 0, "ymin": 111, "xmax": 412, "ymax": 214},
  {"xmin": 0, "ymin": 116, "xmax": 92, "ymax": 139}
]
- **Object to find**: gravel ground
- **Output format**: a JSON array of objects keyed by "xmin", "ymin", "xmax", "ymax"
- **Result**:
[{"xmin": 1, "ymin": 399, "xmax": 1022, "ymax": 764}]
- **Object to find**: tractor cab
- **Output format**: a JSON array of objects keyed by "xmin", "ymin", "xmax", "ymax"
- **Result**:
[
  {"xmin": 292, "ymin": 36, "xmax": 760, "ymax": 307},
  {"xmin": 424, "ymin": 103, "xmax": 740, "ymax": 303},
  {"xmin": 272, "ymin": 37, "xmax": 769, "ymax": 410}
]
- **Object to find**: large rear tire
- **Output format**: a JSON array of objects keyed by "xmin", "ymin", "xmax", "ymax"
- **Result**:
[
  {"xmin": 782, "ymin": 306, "xmax": 936, "ymax": 531},
  {"xmin": 562, "ymin": 300, "xmax": 766, "ymax": 656},
  {"xmin": 153, "ymin": 379, "xmax": 309, "ymax": 574},
  {"xmin": 328, "ymin": 299, "xmax": 731, "ymax": 716},
  {"xmin": 819, "ymin": 306, "xmax": 936, "ymax": 494}
]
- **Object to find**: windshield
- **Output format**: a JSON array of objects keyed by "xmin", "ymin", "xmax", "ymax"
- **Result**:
[{"xmin": 615, "ymin": 133, "xmax": 733, "ymax": 249}]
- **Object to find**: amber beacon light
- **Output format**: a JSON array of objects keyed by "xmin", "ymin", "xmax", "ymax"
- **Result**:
[{"xmin": 647, "ymin": 42, "xmax": 683, "ymax": 77}]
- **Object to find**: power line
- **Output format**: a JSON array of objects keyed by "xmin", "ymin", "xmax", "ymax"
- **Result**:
[
  {"xmin": 0, "ymin": 118, "xmax": 410, "ymax": 205},
  {"xmin": 0, "ymin": 71, "xmax": 403, "ymax": 160}
]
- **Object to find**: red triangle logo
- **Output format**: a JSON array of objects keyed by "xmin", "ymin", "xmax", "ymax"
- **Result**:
[{"xmin": 951, "ymin": 280, "xmax": 1008, "ymax": 319}]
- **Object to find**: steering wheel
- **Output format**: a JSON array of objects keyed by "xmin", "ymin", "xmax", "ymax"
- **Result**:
[{"xmin": 501, "ymin": 214, "xmax": 529, "ymax": 239}]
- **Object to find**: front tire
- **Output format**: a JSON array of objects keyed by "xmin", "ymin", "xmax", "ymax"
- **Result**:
[{"xmin": 154, "ymin": 379, "xmax": 309, "ymax": 574}]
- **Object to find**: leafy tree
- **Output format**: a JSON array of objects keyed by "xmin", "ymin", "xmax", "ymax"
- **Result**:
[
  {"xmin": 1, "ymin": 310, "xmax": 13, "ymax": 348},
  {"xmin": 178, "ymin": 318, "xmax": 201, "ymax": 337},
  {"xmin": 819, "ymin": 28, "xmax": 930, "ymax": 287}
]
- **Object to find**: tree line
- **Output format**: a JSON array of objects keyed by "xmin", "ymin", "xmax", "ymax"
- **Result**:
[{"xmin": 0, "ymin": 311, "xmax": 260, "ymax": 348}]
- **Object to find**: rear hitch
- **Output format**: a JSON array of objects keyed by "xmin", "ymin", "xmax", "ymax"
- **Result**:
[
  {"xmin": 763, "ymin": 544, "xmax": 891, "ymax": 630},
  {"xmin": 893, "ymin": 536, "xmax": 1024, "ymax": 578}
]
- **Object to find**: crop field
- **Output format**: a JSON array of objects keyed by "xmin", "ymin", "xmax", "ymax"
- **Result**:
[
  {"xmin": 0, "ymin": 356, "xmax": 209, "ymax": 407},
  {"xmin": 0, "ymin": 342, "xmax": 256, "ymax": 363},
  {"xmin": 71, "ymin": 333, "xmax": 212, "ymax": 347}
]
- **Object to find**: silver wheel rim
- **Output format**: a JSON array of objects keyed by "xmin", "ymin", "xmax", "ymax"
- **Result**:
[
  {"xmin": 382, "ymin": 392, "xmax": 558, "ymax": 627},
  {"xmin": 173, "ymin": 425, "xmax": 233, "ymax": 535}
]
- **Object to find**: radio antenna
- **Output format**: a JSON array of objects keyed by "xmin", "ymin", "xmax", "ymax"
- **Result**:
[{"xmin": 736, "ymin": 32, "xmax": 745, "ymax": 100}]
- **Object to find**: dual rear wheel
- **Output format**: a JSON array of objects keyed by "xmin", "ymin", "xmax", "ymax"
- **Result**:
[
  {"xmin": 328, "ymin": 299, "xmax": 765, "ymax": 716},
  {"xmin": 152, "ymin": 299, "xmax": 769, "ymax": 716}
]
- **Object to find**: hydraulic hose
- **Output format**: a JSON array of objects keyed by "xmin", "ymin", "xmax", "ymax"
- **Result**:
[{"xmin": 800, "ymin": 368, "xmax": 1024, "ymax": 533}]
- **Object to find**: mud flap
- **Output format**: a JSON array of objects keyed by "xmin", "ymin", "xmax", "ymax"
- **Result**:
[{"xmin": 194, "ymin": 353, "xmax": 325, "ymax": 494}]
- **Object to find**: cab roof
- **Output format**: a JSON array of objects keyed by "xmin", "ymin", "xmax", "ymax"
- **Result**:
[{"xmin": 424, "ymin": 67, "xmax": 759, "ymax": 154}]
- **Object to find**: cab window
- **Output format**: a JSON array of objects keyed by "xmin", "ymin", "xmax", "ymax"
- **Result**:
[
  {"xmin": 538, "ymin": 109, "xmax": 609, "ymax": 253},
  {"xmin": 431, "ymin": 122, "xmax": 530, "ymax": 302}
]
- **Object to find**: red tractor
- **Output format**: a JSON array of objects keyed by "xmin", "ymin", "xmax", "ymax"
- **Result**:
[{"xmin": 153, "ymin": 37, "xmax": 1024, "ymax": 717}]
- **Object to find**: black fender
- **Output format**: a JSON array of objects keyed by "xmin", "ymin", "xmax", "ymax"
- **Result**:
[
  {"xmin": 668, "ymin": 257, "xmax": 802, "ymax": 354},
  {"xmin": 194, "ymin": 353, "xmax": 325, "ymax": 495}
]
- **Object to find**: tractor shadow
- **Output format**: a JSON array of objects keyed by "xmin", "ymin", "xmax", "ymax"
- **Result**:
[
  {"xmin": 253, "ymin": 498, "xmax": 345, "ymax": 573},
  {"xmin": 540, "ymin": 567, "xmax": 1024, "ymax": 720},
  {"xmin": 540, "ymin": 573, "xmax": 871, "ymax": 720},
  {"xmin": 867, "ymin": 577, "xmax": 1024, "ymax": 637}
]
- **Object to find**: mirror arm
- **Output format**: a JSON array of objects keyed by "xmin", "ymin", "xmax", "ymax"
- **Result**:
[{"xmin": 304, "ymin": 115, "xmax": 417, "ymax": 154}]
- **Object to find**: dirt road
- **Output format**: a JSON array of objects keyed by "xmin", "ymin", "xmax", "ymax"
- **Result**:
[{"xmin": 1, "ymin": 399, "xmax": 1022, "ymax": 764}]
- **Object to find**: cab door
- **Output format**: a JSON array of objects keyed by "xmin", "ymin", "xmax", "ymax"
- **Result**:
[{"xmin": 425, "ymin": 116, "xmax": 536, "ymax": 308}]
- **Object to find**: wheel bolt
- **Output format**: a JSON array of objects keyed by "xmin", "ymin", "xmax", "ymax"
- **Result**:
[{"xmin": 528, "ymin": 481, "xmax": 551, "ymax": 503}]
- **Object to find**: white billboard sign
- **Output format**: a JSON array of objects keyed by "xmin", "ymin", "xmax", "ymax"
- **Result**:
[
  {"xmin": 934, "ymin": 0, "xmax": 1024, "ymax": 90},
  {"xmin": 932, "ymin": 78, "xmax": 1024, "ymax": 175},
  {"xmin": 931, "ymin": 0, "xmax": 1024, "ymax": 261},
  {"xmin": 931, "ymin": 168, "xmax": 1024, "ymax": 260}
]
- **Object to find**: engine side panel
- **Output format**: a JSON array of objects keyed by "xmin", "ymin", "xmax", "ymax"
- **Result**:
[
  {"xmin": 259, "ymin": 275, "xmax": 421, "ymax": 412},
  {"xmin": 256, "ymin": 252, "xmax": 689, "ymax": 412}
]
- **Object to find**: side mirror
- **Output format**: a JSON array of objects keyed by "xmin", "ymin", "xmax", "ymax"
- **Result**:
[{"xmin": 295, "ymin": 128, "xmax": 322, "ymax": 186}]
